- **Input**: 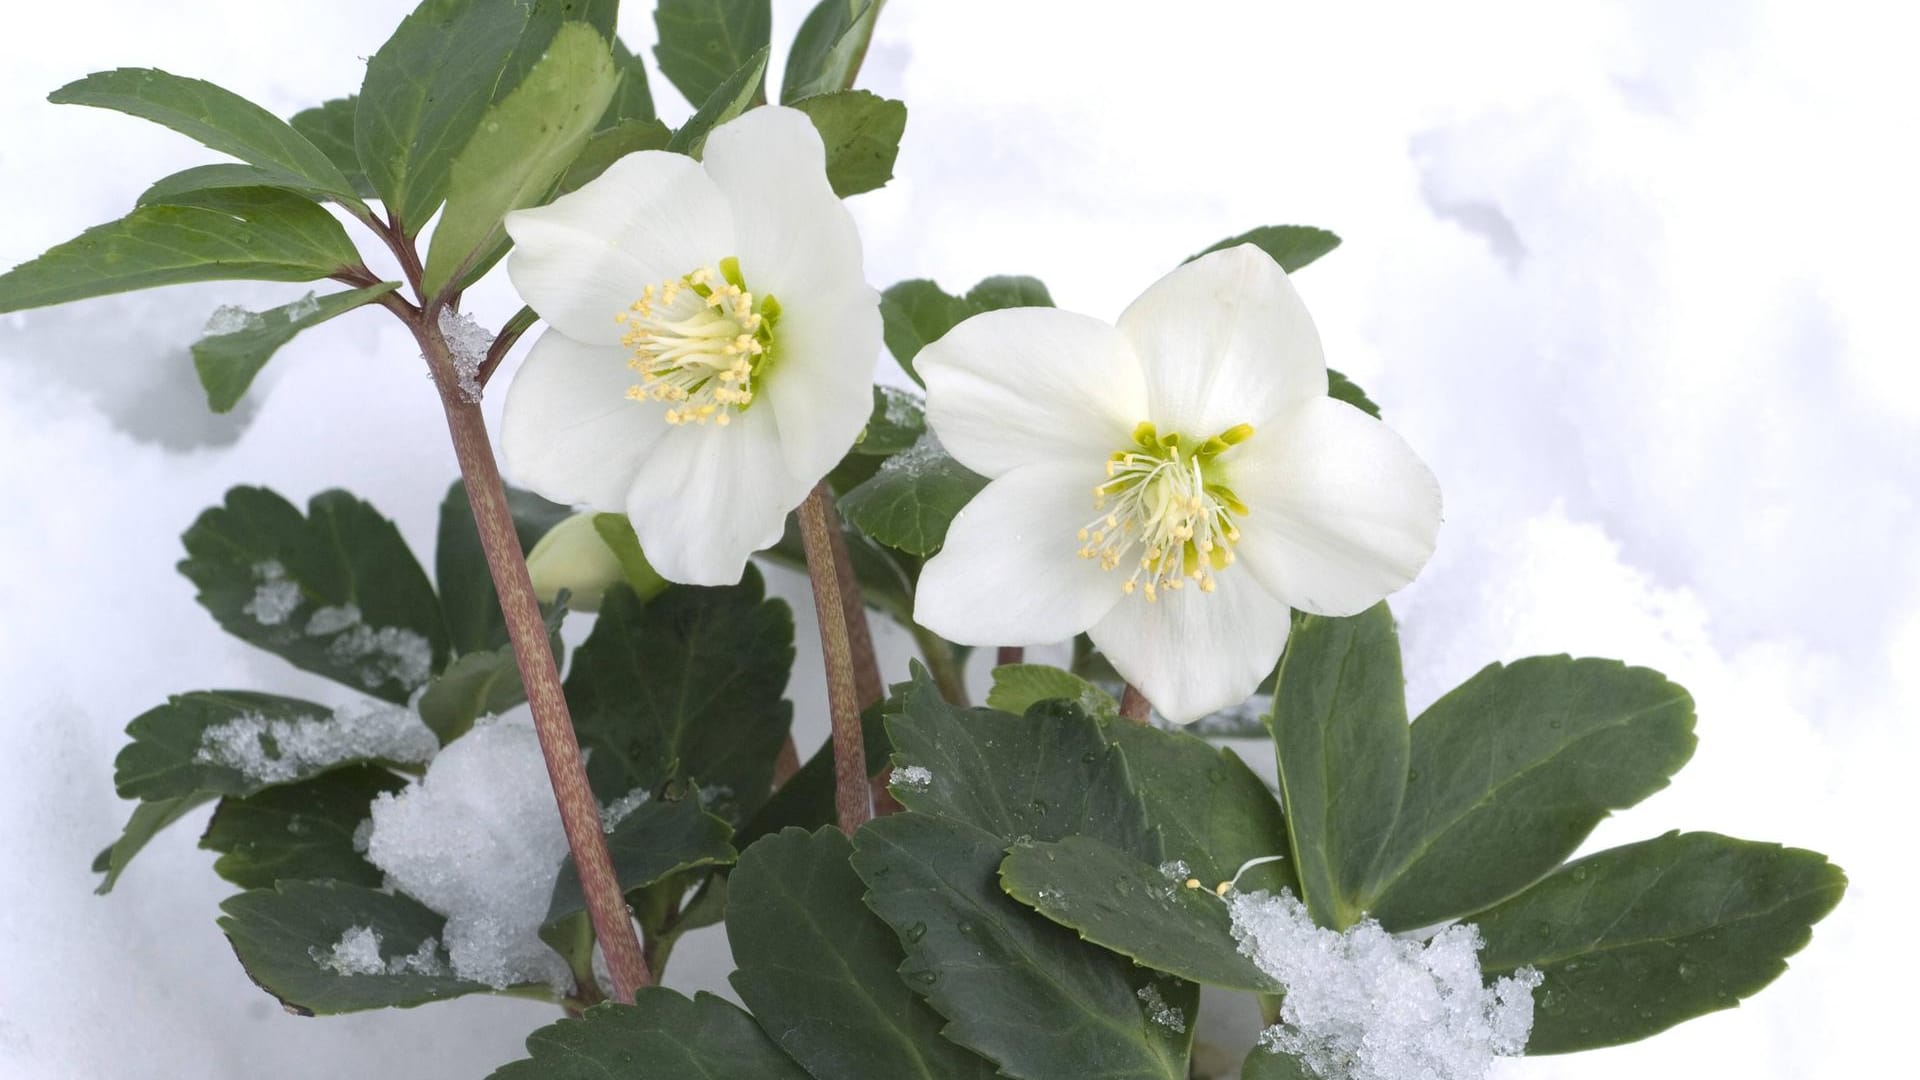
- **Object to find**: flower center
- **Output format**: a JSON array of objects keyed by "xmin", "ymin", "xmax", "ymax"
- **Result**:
[
  {"xmin": 616, "ymin": 256, "xmax": 780, "ymax": 426},
  {"xmin": 1078, "ymin": 421, "xmax": 1253, "ymax": 601}
]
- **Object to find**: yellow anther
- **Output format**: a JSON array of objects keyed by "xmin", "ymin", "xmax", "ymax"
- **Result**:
[
  {"xmin": 1214, "ymin": 881, "xmax": 1232, "ymax": 897},
  {"xmin": 1184, "ymin": 878, "xmax": 1202, "ymax": 890},
  {"xmin": 1077, "ymin": 421, "xmax": 1254, "ymax": 601}
]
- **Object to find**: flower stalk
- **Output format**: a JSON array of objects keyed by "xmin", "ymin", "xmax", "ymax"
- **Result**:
[
  {"xmin": 1120, "ymin": 682, "xmax": 1151, "ymax": 725},
  {"xmin": 796, "ymin": 483, "xmax": 873, "ymax": 834}
]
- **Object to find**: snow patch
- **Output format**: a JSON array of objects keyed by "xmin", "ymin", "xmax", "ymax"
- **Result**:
[
  {"xmin": 436, "ymin": 308, "xmax": 491, "ymax": 404},
  {"xmin": 299, "ymin": 602, "xmax": 433, "ymax": 690},
  {"xmin": 194, "ymin": 701, "xmax": 437, "ymax": 783},
  {"xmin": 201, "ymin": 305, "xmax": 261, "ymax": 337},
  {"xmin": 241, "ymin": 560, "xmax": 302, "ymax": 626},
  {"xmin": 893, "ymin": 764, "xmax": 933, "ymax": 789},
  {"xmin": 309, "ymin": 926, "xmax": 450, "ymax": 978},
  {"xmin": 599, "ymin": 787, "xmax": 650, "ymax": 832},
  {"xmin": 1136, "ymin": 981, "xmax": 1187, "ymax": 1033}
]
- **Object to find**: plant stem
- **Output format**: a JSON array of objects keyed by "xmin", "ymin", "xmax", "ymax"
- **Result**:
[
  {"xmin": 796, "ymin": 483, "xmax": 872, "ymax": 834},
  {"xmin": 1120, "ymin": 682, "xmax": 1151, "ymax": 724},
  {"xmin": 910, "ymin": 623, "xmax": 971, "ymax": 705},
  {"xmin": 996, "ymin": 646, "xmax": 1024, "ymax": 666},
  {"xmin": 417, "ymin": 314, "xmax": 651, "ymax": 1002},
  {"xmin": 820, "ymin": 495, "xmax": 884, "ymax": 710}
]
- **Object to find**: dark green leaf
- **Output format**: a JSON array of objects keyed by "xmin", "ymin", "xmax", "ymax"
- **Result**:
[
  {"xmin": 289, "ymin": 96, "xmax": 376, "ymax": 199},
  {"xmin": 783, "ymin": 0, "xmax": 883, "ymax": 103},
  {"xmin": 0, "ymin": 191, "xmax": 360, "ymax": 314},
  {"xmin": 791, "ymin": 90, "xmax": 905, "ymax": 197},
  {"xmin": 601, "ymin": 38, "xmax": 657, "ymax": 127},
  {"xmin": 879, "ymin": 275, "xmax": 1053, "ymax": 384},
  {"xmin": 738, "ymin": 701, "xmax": 891, "ymax": 847},
  {"xmin": 492, "ymin": 991, "xmax": 809, "ymax": 1079},
  {"xmin": 853, "ymin": 814, "xmax": 1194, "ymax": 1080},
  {"xmin": 190, "ymin": 283, "xmax": 397, "ymax": 412},
  {"xmin": 653, "ymin": 0, "xmax": 771, "ymax": 107},
  {"xmin": 93, "ymin": 793, "xmax": 215, "ymax": 894},
  {"xmin": 545, "ymin": 796, "xmax": 735, "ymax": 928},
  {"xmin": 565, "ymin": 570, "xmax": 793, "ymax": 823},
  {"xmin": 49, "ymin": 68, "xmax": 359, "ymax": 205},
  {"xmin": 219, "ymin": 880, "xmax": 487, "ymax": 1014},
  {"xmin": 985, "ymin": 664, "xmax": 1117, "ymax": 720},
  {"xmin": 1326, "ymin": 368, "xmax": 1380, "ymax": 418},
  {"xmin": 853, "ymin": 385, "xmax": 926, "ymax": 456},
  {"xmin": 729, "ymin": 827, "xmax": 998, "ymax": 1079},
  {"xmin": 414, "ymin": 634, "xmax": 556, "ymax": 745},
  {"xmin": 1241, "ymin": 1046, "xmax": 1315, "ymax": 1080},
  {"xmin": 965, "ymin": 275, "xmax": 1053, "ymax": 309},
  {"xmin": 667, "ymin": 46, "xmax": 771, "ymax": 156},
  {"xmin": 423, "ymin": 22, "xmax": 618, "ymax": 295},
  {"xmin": 1364, "ymin": 657, "xmax": 1696, "ymax": 930},
  {"xmin": 1268, "ymin": 604, "xmax": 1408, "ymax": 929},
  {"xmin": 559, "ymin": 117, "xmax": 672, "ymax": 194},
  {"xmin": 200, "ymin": 765, "xmax": 402, "ymax": 889},
  {"xmin": 1186, "ymin": 226, "xmax": 1341, "ymax": 273},
  {"xmin": 137, "ymin": 163, "xmax": 346, "ymax": 209},
  {"xmin": 179, "ymin": 487, "xmax": 449, "ymax": 701},
  {"xmin": 1476, "ymin": 831, "xmax": 1846, "ymax": 1054},
  {"xmin": 838, "ymin": 435, "xmax": 987, "ymax": 556},
  {"xmin": 435, "ymin": 480, "xmax": 570, "ymax": 655},
  {"xmin": 1000, "ymin": 836, "xmax": 1281, "ymax": 992}
]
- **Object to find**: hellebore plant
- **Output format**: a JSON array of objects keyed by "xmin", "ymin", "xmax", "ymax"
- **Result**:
[{"xmin": 0, "ymin": 2, "xmax": 1844, "ymax": 1079}]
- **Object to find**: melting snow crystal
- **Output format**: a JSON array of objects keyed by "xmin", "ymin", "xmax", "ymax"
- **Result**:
[
  {"xmin": 599, "ymin": 787, "xmax": 651, "ymax": 832},
  {"xmin": 1136, "ymin": 982, "xmax": 1187, "ymax": 1033},
  {"xmin": 194, "ymin": 701, "xmax": 437, "ymax": 783},
  {"xmin": 241, "ymin": 560, "xmax": 302, "ymax": 626},
  {"xmin": 1229, "ymin": 888, "xmax": 1540, "ymax": 1080},
  {"xmin": 894, "ymin": 764, "xmax": 933, "ymax": 789},
  {"xmin": 300, "ymin": 602, "xmax": 433, "ymax": 690},
  {"xmin": 436, "ymin": 307, "xmax": 492, "ymax": 404},
  {"xmin": 309, "ymin": 926, "xmax": 450, "ymax": 978}
]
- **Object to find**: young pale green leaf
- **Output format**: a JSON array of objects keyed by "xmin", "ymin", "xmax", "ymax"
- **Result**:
[
  {"xmin": 837, "ymin": 433, "xmax": 987, "ymax": 556},
  {"xmin": 565, "ymin": 570, "xmax": 793, "ymax": 824},
  {"xmin": 414, "ymin": 629, "xmax": 562, "ymax": 744},
  {"xmin": 591, "ymin": 514, "xmax": 670, "ymax": 602},
  {"xmin": 219, "ymin": 880, "xmax": 488, "ymax": 1014},
  {"xmin": 1475, "ymin": 831, "xmax": 1846, "ymax": 1054},
  {"xmin": 791, "ymin": 89, "xmax": 906, "ymax": 197},
  {"xmin": 559, "ymin": 117, "xmax": 672, "ymax": 194},
  {"xmin": 423, "ymin": 22, "xmax": 618, "ymax": 296},
  {"xmin": 601, "ymin": 37, "xmax": 657, "ymax": 127},
  {"xmin": 1362, "ymin": 657, "xmax": 1696, "ymax": 931},
  {"xmin": 0, "ymin": 192, "xmax": 360, "ymax": 314},
  {"xmin": 667, "ymin": 46, "xmax": 771, "ymax": 156},
  {"xmin": 1185, "ymin": 225, "xmax": 1341, "ymax": 273},
  {"xmin": 435, "ymin": 480, "xmax": 571, "ymax": 655},
  {"xmin": 653, "ymin": 0, "xmax": 772, "ymax": 107},
  {"xmin": 986, "ymin": 664, "xmax": 1118, "ymax": 719},
  {"xmin": 545, "ymin": 796, "xmax": 735, "ymax": 929},
  {"xmin": 1241, "ymin": 1047, "xmax": 1315, "ymax": 1080},
  {"xmin": 729, "ymin": 827, "xmax": 999, "ymax": 1080},
  {"xmin": 1000, "ymin": 836, "xmax": 1282, "ymax": 993},
  {"xmin": 783, "ymin": 0, "xmax": 883, "ymax": 103},
  {"xmin": 179, "ymin": 487, "xmax": 450, "ymax": 701},
  {"xmin": 289, "ymin": 96, "xmax": 376, "ymax": 199},
  {"xmin": 93, "ymin": 793, "xmax": 215, "ymax": 894},
  {"xmin": 1268, "ymin": 604, "xmax": 1409, "ymax": 930},
  {"xmin": 491, "ymin": 992, "xmax": 810, "ymax": 1080},
  {"xmin": 49, "ymin": 68, "xmax": 360, "ymax": 206},
  {"xmin": 853, "ymin": 814, "xmax": 1195, "ymax": 1080},
  {"xmin": 200, "ymin": 765, "xmax": 402, "ymax": 889},
  {"xmin": 879, "ymin": 274, "xmax": 1054, "ymax": 384},
  {"xmin": 1327, "ymin": 369, "xmax": 1380, "ymax": 418},
  {"xmin": 190, "ymin": 283, "xmax": 398, "ymax": 413}
]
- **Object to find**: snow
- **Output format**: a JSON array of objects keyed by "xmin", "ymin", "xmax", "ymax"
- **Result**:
[
  {"xmin": 872, "ymin": 431, "xmax": 947, "ymax": 480},
  {"xmin": 308, "ymin": 926, "xmax": 451, "ymax": 979},
  {"xmin": 201, "ymin": 305, "xmax": 260, "ymax": 337},
  {"xmin": 193, "ymin": 700, "xmax": 437, "ymax": 783},
  {"xmin": 241, "ymin": 560, "xmax": 301, "ymax": 626},
  {"xmin": 364, "ymin": 713, "xmax": 571, "ymax": 992},
  {"xmin": 284, "ymin": 293, "xmax": 321, "ymax": 321},
  {"xmin": 598, "ymin": 787, "xmax": 650, "ymax": 832},
  {"xmin": 298, "ymin": 603, "xmax": 433, "ymax": 691},
  {"xmin": 1137, "ymin": 981, "xmax": 1188, "ymax": 1034},
  {"xmin": 1230, "ymin": 888, "xmax": 1540, "ymax": 1080},
  {"xmin": 436, "ymin": 307, "xmax": 491, "ymax": 405},
  {"xmin": 893, "ymin": 764, "xmax": 932, "ymax": 789},
  {"xmin": 1157, "ymin": 859, "xmax": 1192, "ymax": 883}
]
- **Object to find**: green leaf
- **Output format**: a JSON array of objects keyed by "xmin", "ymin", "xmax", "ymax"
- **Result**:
[
  {"xmin": 853, "ymin": 385, "xmax": 927, "ymax": 456},
  {"xmin": 0, "ymin": 191, "xmax": 360, "ymax": 314},
  {"xmin": 545, "ymin": 795, "xmax": 735, "ymax": 929},
  {"xmin": 653, "ymin": 0, "xmax": 772, "ymax": 107},
  {"xmin": 1475, "ymin": 831, "xmax": 1846, "ymax": 1054},
  {"xmin": 1000, "ymin": 836, "xmax": 1281, "ymax": 993},
  {"xmin": 791, "ymin": 90, "xmax": 905, "ymax": 197},
  {"xmin": 1186, "ymin": 225, "xmax": 1341, "ymax": 273},
  {"xmin": 114, "ymin": 691, "xmax": 432, "ymax": 802},
  {"xmin": 137, "ymin": 163, "xmax": 349, "ymax": 209},
  {"xmin": 879, "ymin": 275, "xmax": 1053, "ymax": 384},
  {"xmin": 559, "ymin": 117, "xmax": 672, "ymax": 194},
  {"xmin": 667, "ymin": 46, "xmax": 771, "ymax": 157},
  {"xmin": 415, "ymin": 588, "xmax": 566, "ymax": 744},
  {"xmin": 436, "ymin": 480, "xmax": 571, "ymax": 656},
  {"xmin": 219, "ymin": 880, "xmax": 487, "ymax": 1014},
  {"xmin": 565, "ymin": 570, "xmax": 793, "ymax": 824},
  {"xmin": 601, "ymin": 38, "xmax": 657, "ymax": 127},
  {"xmin": 1268, "ymin": 604, "xmax": 1408, "ymax": 929},
  {"xmin": 738, "ymin": 701, "xmax": 891, "ymax": 848},
  {"xmin": 986, "ymin": 664, "xmax": 1118, "ymax": 720},
  {"xmin": 93, "ymin": 793, "xmax": 215, "ymax": 894},
  {"xmin": 1327, "ymin": 368, "xmax": 1380, "ymax": 418},
  {"xmin": 763, "ymin": 509, "xmax": 917, "ymax": 629},
  {"xmin": 838, "ymin": 435, "xmax": 987, "ymax": 556},
  {"xmin": 289, "ymin": 96, "xmax": 376, "ymax": 199},
  {"xmin": 190, "ymin": 283, "xmax": 397, "ymax": 413},
  {"xmin": 1363, "ymin": 657, "xmax": 1697, "ymax": 930},
  {"xmin": 590, "ymin": 514, "xmax": 670, "ymax": 602},
  {"xmin": 729, "ymin": 827, "xmax": 998, "ymax": 1080},
  {"xmin": 491, "ymin": 991, "xmax": 810, "ymax": 1079},
  {"xmin": 356, "ymin": 0, "xmax": 617, "ymax": 232},
  {"xmin": 783, "ymin": 0, "xmax": 884, "ymax": 103},
  {"xmin": 49, "ymin": 68, "xmax": 360, "ymax": 206},
  {"xmin": 200, "ymin": 765, "xmax": 403, "ymax": 889},
  {"xmin": 1241, "ymin": 1046, "xmax": 1315, "ymax": 1080},
  {"xmin": 179, "ymin": 487, "xmax": 449, "ymax": 701},
  {"xmin": 423, "ymin": 22, "xmax": 618, "ymax": 296},
  {"xmin": 852, "ymin": 814, "xmax": 1195, "ymax": 1080}
]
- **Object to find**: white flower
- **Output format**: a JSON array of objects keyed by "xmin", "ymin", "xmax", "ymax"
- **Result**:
[
  {"xmin": 499, "ymin": 106, "xmax": 880, "ymax": 585},
  {"xmin": 913, "ymin": 245, "xmax": 1441, "ymax": 724}
]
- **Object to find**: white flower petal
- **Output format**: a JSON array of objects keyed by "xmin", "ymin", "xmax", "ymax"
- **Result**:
[
  {"xmin": 1116, "ymin": 244, "xmax": 1326, "ymax": 437},
  {"xmin": 501, "ymin": 329, "xmax": 670, "ymax": 510},
  {"xmin": 1088, "ymin": 570, "xmax": 1291, "ymax": 726},
  {"xmin": 914, "ymin": 461, "xmax": 1125, "ymax": 646},
  {"xmin": 700, "ymin": 106, "xmax": 865, "ymax": 307},
  {"xmin": 918, "ymin": 308, "xmax": 1150, "ymax": 478},
  {"xmin": 505, "ymin": 152, "xmax": 734, "ymax": 346},
  {"xmin": 764, "ymin": 284, "xmax": 882, "ymax": 486},
  {"xmin": 1220, "ymin": 396, "xmax": 1442, "ymax": 617},
  {"xmin": 622, "ymin": 403, "xmax": 811, "ymax": 586}
]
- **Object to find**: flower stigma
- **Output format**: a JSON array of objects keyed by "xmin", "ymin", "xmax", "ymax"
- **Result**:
[
  {"xmin": 616, "ymin": 256, "xmax": 781, "ymax": 426},
  {"xmin": 1078, "ymin": 421, "xmax": 1253, "ymax": 601}
]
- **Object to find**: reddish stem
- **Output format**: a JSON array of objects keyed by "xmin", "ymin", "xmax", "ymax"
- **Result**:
[
  {"xmin": 796, "ymin": 484, "xmax": 872, "ymax": 834},
  {"xmin": 1120, "ymin": 682, "xmax": 1151, "ymax": 725}
]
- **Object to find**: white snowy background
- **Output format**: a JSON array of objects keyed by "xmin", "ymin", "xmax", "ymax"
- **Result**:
[{"xmin": 2, "ymin": 0, "xmax": 1913, "ymax": 1076}]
